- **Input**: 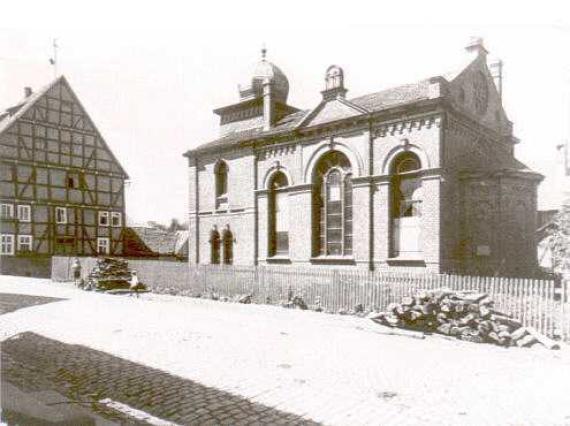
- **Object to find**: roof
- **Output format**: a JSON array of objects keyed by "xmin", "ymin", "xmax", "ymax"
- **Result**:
[
  {"xmin": 0, "ymin": 78, "xmax": 56, "ymax": 135},
  {"xmin": 0, "ymin": 75, "xmax": 129, "ymax": 179},
  {"xmin": 187, "ymin": 78, "xmax": 436, "ymax": 156},
  {"xmin": 189, "ymin": 109, "xmax": 308, "ymax": 155},
  {"xmin": 349, "ymin": 80, "xmax": 432, "ymax": 112},
  {"xmin": 125, "ymin": 227, "xmax": 185, "ymax": 256}
]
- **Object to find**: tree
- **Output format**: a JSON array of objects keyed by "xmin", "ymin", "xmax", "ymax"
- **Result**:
[{"xmin": 168, "ymin": 218, "xmax": 187, "ymax": 232}]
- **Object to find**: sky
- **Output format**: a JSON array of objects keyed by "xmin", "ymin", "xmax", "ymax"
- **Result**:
[{"xmin": 1, "ymin": 1, "xmax": 569, "ymax": 225}]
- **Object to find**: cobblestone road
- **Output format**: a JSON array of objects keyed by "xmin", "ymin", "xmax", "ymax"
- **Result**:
[
  {"xmin": 2, "ymin": 332, "xmax": 319, "ymax": 425},
  {"xmin": 0, "ymin": 293, "xmax": 64, "ymax": 315}
]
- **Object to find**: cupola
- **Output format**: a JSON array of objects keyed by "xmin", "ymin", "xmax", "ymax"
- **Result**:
[
  {"xmin": 239, "ymin": 47, "xmax": 290, "ymax": 103},
  {"xmin": 321, "ymin": 65, "xmax": 347, "ymax": 101}
]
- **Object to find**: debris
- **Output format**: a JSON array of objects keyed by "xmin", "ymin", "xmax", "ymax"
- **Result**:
[
  {"xmin": 371, "ymin": 289, "xmax": 558, "ymax": 349},
  {"xmin": 237, "ymin": 294, "xmax": 252, "ymax": 304},
  {"xmin": 84, "ymin": 258, "xmax": 145, "ymax": 292}
]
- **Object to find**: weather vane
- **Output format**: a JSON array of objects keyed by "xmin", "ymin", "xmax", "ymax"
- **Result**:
[{"xmin": 49, "ymin": 39, "xmax": 58, "ymax": 78}]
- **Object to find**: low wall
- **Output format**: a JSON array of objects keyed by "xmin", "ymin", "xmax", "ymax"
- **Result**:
[
  {"xmin": 1, "ymin": 255, "xmax": 52, "ymax": 278},
  {"xmin": 51, "ymin": 256, "xmax": 190, "ymax": 293}
]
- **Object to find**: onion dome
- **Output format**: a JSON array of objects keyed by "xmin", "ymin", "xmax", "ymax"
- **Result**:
[{"xmin": 240, "ymin": 47, "xmax": 290, "ymax": 103}]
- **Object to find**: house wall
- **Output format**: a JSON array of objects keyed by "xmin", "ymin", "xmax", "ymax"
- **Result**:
[
  {"xmin": 442, "ymin": 112, "xmax": 541, "ymax": 276},
  {"xmin": 189, "ymin": 148, "xmax": 256, "ymax": 265},
  {"xmin": 371, "ymin": 115, "xmax": 443, "ymax": 272}
]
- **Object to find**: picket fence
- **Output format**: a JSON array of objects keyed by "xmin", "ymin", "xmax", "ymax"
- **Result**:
[{"xmin": 188, "ymin": 265, "xmax": 570, "ymax": 342}]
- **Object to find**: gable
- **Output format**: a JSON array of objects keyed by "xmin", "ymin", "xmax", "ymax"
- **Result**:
[
  {"xmin": 0, "ymin": 76, "xmax": 128, "ymax": 178},
  {"xmin": 301, "ymin": 99, "xmax": 363, "ymax": 128},
  {"xmin": 447, "ymin": 55, "xmax": 511, "ymax": 135}
]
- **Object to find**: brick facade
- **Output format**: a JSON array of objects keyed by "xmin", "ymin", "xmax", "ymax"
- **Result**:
[{"xmin": 185, "ymin": 40, "xmax": 542, "ymax": 276}]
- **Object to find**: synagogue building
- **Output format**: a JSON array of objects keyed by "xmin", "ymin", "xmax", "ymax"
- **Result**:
[{"xmin": 184, "ymin": 39, "xmax": 542, "ymax": 276}]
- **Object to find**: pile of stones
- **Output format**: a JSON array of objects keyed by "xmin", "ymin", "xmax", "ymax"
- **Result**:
[
  {"xmin": 85, "ymin": 257, "xmax": 132, "ymax": 291},
  {"xmin": 369, "ymin": 288, "xmax": 560, "ymax": 350}
]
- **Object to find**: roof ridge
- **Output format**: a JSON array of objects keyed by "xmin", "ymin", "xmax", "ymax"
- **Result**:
[{"xmin": 0, "ymin": 75, "xmax": 64, "ymax": 135}]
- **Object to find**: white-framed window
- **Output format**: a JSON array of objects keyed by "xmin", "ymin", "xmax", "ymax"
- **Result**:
[
  {"xmin": 111, "ymin": 212, "xmax": 122, "ymax": 227},
  {"xmin": 18, "ymin": 235, "xmax": 33, "ymax": 252},
  {"xmin": 17, "ymin": 205, "xmax": 31, "ymax": 222},
  {"xmin": 55, "ymin": 207, "xmax": 67, "ymax": 224},
  {"xmin": 1, "ymin": 204, "xmax": 14, "ymax": 219},
  {"xmin": 97, "ymin": 237, "xmax": 110, "ymax": 255},
  {"xmin": 98, "ymin": 211, "xmax": 109, "ymax": 226},
  {"xmin": 1, "ymin": 234, "xmax": 15, "ymax": 255}
]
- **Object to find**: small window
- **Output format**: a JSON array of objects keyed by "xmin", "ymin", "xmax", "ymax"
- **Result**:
[
  {"xmin": 1, "ymin": 204, "xmax": 14, "ymax": 219},
  {"xmin": 67, "ymin": 176, "xmax": 76, "ymax": 188},
  {"xmin": 1, "ymin": 234, "xmax": 15, "ymax": 255},
  {"xmin": 111, "ymin": 212, "xmax": 122, "ymax": 227},
  {"xmin": 17, "ymin": 205, "xmax": 31, "ymax": 222},
  {"xmin": 55, "ymin": 207, "xmax": 67, "ymax": 224},
  {"xmin": 222, "ymin": 227, "xmax": 234, "ymax": 265},
  {"xmin": 215, "ymin": 161, "xmax": 228, "ymax": 209},
  {"xmin": 210, "ymin": 229, "xmax": 221, "ymax": 264},
  {"xmin": 18, "ymin": 235, "xmax": 33, "ymax": 252},
  {"xmin": 97, "ymin": 237, "xmax": 110, "ymax": 255},
  {"xmin": 98, "ymin": 211, "xmax": 109, "ymax": 226},
  {"xmin": 269, "ymin": 172, "xmax": 290, "ymax": 257}
]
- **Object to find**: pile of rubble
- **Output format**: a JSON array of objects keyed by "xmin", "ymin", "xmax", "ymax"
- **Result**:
[
  {"xmin": 370, "ymin": 289, "xmax": 560, "ymax": 350},
  {"xmin": 85, "ymin": 257, "xmax": 133, "ymax": 291}
]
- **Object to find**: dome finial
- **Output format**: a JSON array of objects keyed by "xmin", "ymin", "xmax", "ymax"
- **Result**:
[{"xmin": 261, "ymin": 43, "xmax": 267, "ymax": 61}]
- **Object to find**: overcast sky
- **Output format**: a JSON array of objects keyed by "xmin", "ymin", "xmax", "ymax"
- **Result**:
[{"xmin": 1, "ymin": 1, "xmax": 569, "ymax": 225}]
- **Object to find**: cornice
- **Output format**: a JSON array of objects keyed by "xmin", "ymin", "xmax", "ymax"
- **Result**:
[{"xmin": 374, "ymin": 115, "xmax": 442, "ymax": 138}]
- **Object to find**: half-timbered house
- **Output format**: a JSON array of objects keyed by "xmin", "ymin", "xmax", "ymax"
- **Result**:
[{"xmin": 0, "ymin": 76, "xmax": 128, "ymax": 276}]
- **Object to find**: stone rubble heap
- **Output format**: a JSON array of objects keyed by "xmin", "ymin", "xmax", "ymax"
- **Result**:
[
  {"xmin": 369, "ymin": 289, "xmax": 560, "ymax": 350},
  {"xmin": 85, "ymin": 257, "xmax": 132, "ymax": 291}
]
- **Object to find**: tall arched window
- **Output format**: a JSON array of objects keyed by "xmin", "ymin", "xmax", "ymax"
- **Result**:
[
  {"xmin": 313, "ymin": 151, "xmax": 353, "ymax": 256},
  {"xmin": 268, "ymin": 171, "xmax": 289, "ymax": 256},
  {"xmin": 215, "ymin": 161, "xmax": 228, "ymax": 209},
  {"xmin": 391, "ymin": 152, "xmax": 423, "ymax": 258},
  {"xmin": 222, "ymin": 225, "xmax": 233, "ymax": 265},
  {"xmin": 210, "ymin": 227, "xmax": 221, "ymax": 264}
]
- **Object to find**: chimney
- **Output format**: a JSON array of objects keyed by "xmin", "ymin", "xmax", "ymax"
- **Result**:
[
  {"xmin": 490, "ymin": 59, "xmax": 503, "ymax": 101},
  {"xmin": 24, "ymin": 87, "xmax": 33, "ymax": 98},
  {"xmin": 465, "ymin": 37, "xmax": 488, "ymax": 58},
  {"xmin": 262, "ymin": 78, "xmax": 273, "ymax": 131}
]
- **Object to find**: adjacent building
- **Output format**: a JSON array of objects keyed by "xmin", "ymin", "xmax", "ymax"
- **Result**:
[
  {"xmin": 124, "ymin": 226, "xmax": 189, "ymax": 260},
  {"xmin": 0, "ymin": 76, "xmax": 128, "ymax": 276},
  {"xmin": 185, "ymin": 39, "xmax": 543, "ymax": 276}
]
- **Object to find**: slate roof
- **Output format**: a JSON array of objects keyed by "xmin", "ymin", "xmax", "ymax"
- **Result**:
[
  {"xmin": 125, "ymin": 227, "xmax": 187, "ymax": 257},
  {"xmin": 189, "ymin": 109, "xmax": 308, "ymax": 154},
  {"xmin": 349, "ymin": 80, "xmax": 432, "ymax": 112},
  {"xmin": 187, "ymin": 79, "xmax": 435, "ymax": 155}
]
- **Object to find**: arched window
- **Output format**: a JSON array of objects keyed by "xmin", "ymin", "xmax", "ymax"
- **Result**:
[
  {"xmin": 313, "ymin": 151, "xmax": 353, "ymax": 256},
  {"xmin": 391, "ymin": 152, "xmax": 423, "ymax": 258},
  {"xmin": 222, "ymin": 226, "xmax": 233, "ymax": 265},
  {"xmin": 210, "ymin": 228, "xmax": 221, "ymax": 264},
  {"xmin": 325, "ymin": 65, "xmax": 344, "ymax": 90},
  {"xmin": 268, "ymin": 171, "xmax": 289, "ymax": 256},
  {"xmin": 215, "ymin": 161, "xmax": 228, "ymax": 209}
]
